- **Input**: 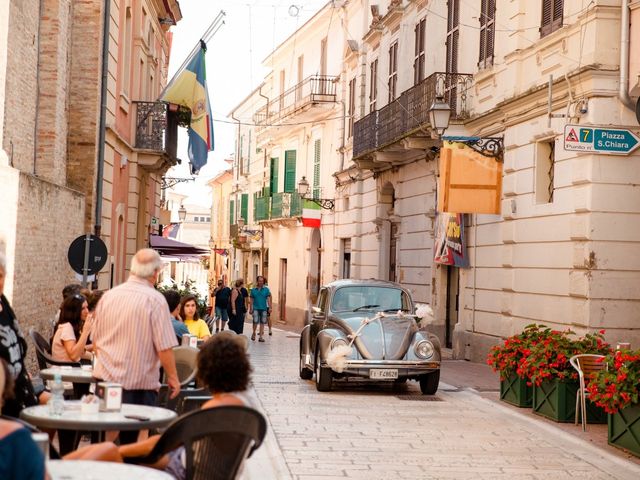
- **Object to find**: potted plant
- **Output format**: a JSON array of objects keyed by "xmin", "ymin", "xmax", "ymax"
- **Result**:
[
  {"xmin": 587, "ymin": 349, "xmax": 640, "ymax": 457},
  {"xmin": 518, "ymin": 328, "xmax": 610, "ymax": 423},
  {"xmin": 487, "ymin": 324, "xmax": 547, "ymax": 407}
]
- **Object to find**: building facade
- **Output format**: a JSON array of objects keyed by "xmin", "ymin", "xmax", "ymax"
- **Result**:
[
  {"xmin": 208, "ymin": 166, "xmax": 233, "ymax": 287},
  {"xmin": 0, "ymin": 0, "xmax": 182, "ymax": 343}
]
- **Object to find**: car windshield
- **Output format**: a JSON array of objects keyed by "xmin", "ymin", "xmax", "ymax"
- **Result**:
[{"xmin": 331, "ymin": 286, "xmax": 411, "ymax": 313}]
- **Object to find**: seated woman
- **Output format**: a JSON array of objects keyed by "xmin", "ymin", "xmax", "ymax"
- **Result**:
[
  {"xmin": 65, "ymin": 333, "xmax": 252, "ymax": 480},
  {"xmin": 180, "ymin": 294, "xmax": 211, "ymax": 340},
  {"xmin": 0, "ymin": 359, "xmax": 46, "ymax": 480},
  {"xmin": 51, "ymin": 293, "xmax": 93, "ymax": 363}
]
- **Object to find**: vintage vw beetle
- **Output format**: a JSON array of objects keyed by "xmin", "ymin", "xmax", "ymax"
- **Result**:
[{"xmin": 299, "ymin": 279, "xmax": 441, "ymax": 394}]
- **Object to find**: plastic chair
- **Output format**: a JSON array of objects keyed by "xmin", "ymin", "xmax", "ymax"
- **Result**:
[
  {"xmin": 29, "ymin": 329, "xmax": 81, "ymax": 370},
  {"xmin": 159, "ymin": 346, "xmax": 200, "ymax": 409},
  {"xmin": 0, "ymin": 414, "xmax": 61, "ymax": 459},
  {"xmin": 569, "ymin": 354, "xmax": 606, "ymax": 431},
  {"xmin": 124, "ymin": 406, "xmax": 267, "ymax": 480}
]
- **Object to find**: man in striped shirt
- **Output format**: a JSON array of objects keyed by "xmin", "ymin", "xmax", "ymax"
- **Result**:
[{"xmin": 93, "ymin": 248, "xmax": 180, "ymax": 443}]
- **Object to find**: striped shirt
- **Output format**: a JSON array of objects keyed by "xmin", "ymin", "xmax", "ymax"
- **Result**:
[{"xmin": 92, "ymin": 276, "xmax": 177, "ymax": 390}]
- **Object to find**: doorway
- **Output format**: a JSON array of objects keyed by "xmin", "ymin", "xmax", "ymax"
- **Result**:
[
  {"xmin": 445, "ymin": 266, "xmax": 460, "ymax": 349},
  {"xmin": 279, "ymin": 259, "xmax": 288, "ymax": 323},
  {"xmin": 309, "ymin": 228, "xmax": 321, "ymax": 304},
  {"xmin": 389, "ymin": 222, "xmax": 398, "ymax": 282}
]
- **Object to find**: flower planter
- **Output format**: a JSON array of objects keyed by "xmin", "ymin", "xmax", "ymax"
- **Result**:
[
  {"xmin": 608, "ymin": 403, "xmax": 640, "ymax": 457},
  {"xmin": 532, "ymin": 379, "xmax": 607, "ymax": 423},
  {"xmin": 500, "ymin": 373, "xmax": 532, "ymax": 407}
]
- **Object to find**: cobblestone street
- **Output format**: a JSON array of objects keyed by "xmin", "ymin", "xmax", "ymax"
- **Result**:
[{"xmin": 243, "ymin": 326, "xmax": 640, "ymax": 480}]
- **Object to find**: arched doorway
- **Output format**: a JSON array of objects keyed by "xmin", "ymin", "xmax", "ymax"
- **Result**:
[
  {"xmin": 309, "ymin": 228, "xmax": 322, "ymax": 304},
  {"xmin": 378, "ymin": 182, "xmax": 397, "ymax": 282}
]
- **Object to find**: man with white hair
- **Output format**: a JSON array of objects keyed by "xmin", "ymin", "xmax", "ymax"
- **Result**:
[{"xmin": 92, "ymin": 248, "xmax": 180, "ymax": 444}]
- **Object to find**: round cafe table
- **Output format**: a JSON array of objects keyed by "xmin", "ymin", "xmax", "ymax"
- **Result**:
[
  {"xmin": 40, "ymin": 366, "xmax": 96, "ymax": 384},
  {"xmin": 21, "ymin": 401, "xmax": 177, "ymax": 436},
  {"xmin": 47, "ymin": 459, "xmax": 173, "ymax": 480}
]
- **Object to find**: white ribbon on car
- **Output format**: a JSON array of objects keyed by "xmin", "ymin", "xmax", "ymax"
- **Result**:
[{"xmin": 326, "ymin": 306, "xmax": 434, "ymax": 373}]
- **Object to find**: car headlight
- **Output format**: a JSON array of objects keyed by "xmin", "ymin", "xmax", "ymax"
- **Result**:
[
  {"xmin": 330, "ymin": 338, "xmax": 349, "ymax": 350},
  {"xmin": 414, "ymin": 340, "xmax": 434, "ymax": 359}
]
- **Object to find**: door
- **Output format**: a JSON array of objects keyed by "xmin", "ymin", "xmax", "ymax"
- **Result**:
[
  {"xmin": 445, "ymin": 266, "xmax": 460, "ymax": 348},
  {"xmin": 310, "ymin": 288, "xmax": 328, "ymax": 351},
  {"xmin": 279, "ymin": 259, "xmax": 287, "ymax": 323},
  {"xmin": 389, "ymin": 222, "xmax": 398, "ymax": 282}
]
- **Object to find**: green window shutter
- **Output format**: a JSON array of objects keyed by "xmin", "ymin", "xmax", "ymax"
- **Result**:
[
  {"xmin": 284, "ymin": 150, "xmax": 297, "ymax": 193},
  {"xmin": 241, "ymin": 194, "xmax": 248, "ymax": 224},
  {"xmin": 270, "ymin": 158, "xmax": 279, "ymax": 194},
  {"xmin": 313, "ymin": 139, "xmax": 321, "ymax": 199},
  {"xmin": 253, "ymin": 192, "xmax": 258, "ymax": 222},
  {"xmin": 229, "ymin": 200, "xmax": 235, "ymax": 225}
]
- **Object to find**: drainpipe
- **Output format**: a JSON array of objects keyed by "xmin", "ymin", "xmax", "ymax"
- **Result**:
[
  {"xmin": 620, "ymin": 0, "xmax": 635, "ymax": 110},
  {"xmin": 94, "ymin": 0, "xmax": 111, "ymax": 238}
]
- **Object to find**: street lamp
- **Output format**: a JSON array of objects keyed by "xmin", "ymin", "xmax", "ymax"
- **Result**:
[
  {"xmin": 428, "ymin": 95, "xmax": 451, "ymax": 138},
  {"xmin": 178, "ymin": 204, "xmax": 187, "ymax": 222},
  {"xmin": 297, "ymin": 176, "xmax": 334, "ymax": 210}
]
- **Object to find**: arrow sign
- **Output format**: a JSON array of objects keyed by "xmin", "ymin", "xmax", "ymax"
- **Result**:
[{"xmin": 564, "ymin": 125, "xmax": 640, "ymax": 155}]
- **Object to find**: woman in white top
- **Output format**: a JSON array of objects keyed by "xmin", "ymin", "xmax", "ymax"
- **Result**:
[{"xmin": 51, "ymin": 294, "xmax": 92, "ymax": 363}]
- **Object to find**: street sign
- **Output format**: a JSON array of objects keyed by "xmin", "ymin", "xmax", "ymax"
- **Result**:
[
  {"xmin": 564, "ymin": 125, "xmax": 640, "ymax": 155},
  {"xmin": 67, "ymin": 234, "xmax": 108, "ymax": 286}
]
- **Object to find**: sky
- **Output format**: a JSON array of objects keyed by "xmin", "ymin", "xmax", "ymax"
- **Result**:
[{"xmin": 165, "ymin": 0, "xmax": 328, "ymax": 206}]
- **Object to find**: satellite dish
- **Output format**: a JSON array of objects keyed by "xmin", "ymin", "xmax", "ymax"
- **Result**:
[{"xmin": 288, "ymin": 5, "xmax": 300, "ymax": 17}]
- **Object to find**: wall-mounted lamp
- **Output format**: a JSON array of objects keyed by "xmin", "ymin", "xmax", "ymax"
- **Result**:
[{"xmin": 298, "ymin": 176, "xmax": 335, "ymax": 210}]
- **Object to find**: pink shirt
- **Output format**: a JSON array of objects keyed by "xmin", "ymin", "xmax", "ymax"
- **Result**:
[
  {"xmin": 92, "ymin": 275, "xmax": 177, "ymax": 390},
  {"xmin": 51, "ymin": 323, "xmax": 76, "ymax": 363}
]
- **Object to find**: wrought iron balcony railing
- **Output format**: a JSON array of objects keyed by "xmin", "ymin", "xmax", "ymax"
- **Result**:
[
  {"xmin": 253, "ymin": 75, "xmax": 338, "ymax": 127},
  {"xmin": 353, "ymin": 72, "xmax": 473, "ymax": 159},
  {"xmin": 134, "ymin": 101, "xmax": 179, "ymax": 159},
  {"xmin": 267, "ymin": 192, "xmax": 302, "ymax": 220}
]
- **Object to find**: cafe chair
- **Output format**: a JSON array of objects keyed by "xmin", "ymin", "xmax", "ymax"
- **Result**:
[
  {"xmin": 0, "ymin": 414, "xmax": 61, "ymax": 459},
  {"xmin": 569, "ymin": 354, "xmax": 606, "ymax": 432},
  {"xmin": 125, "ymin": 406, "xmax": 267, "ymax": 480},
  {"xmin": 29, "ymin": 329, "xmax": 81, "ymax": 370},
  {"xmin": 159, "ymin": 346, "xmax": 202, "ymax": 410}
]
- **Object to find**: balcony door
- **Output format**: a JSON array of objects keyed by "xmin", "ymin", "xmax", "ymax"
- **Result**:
[{"xmin": 279, "ymin": 258, "xmax": 288, "ymax": 323}]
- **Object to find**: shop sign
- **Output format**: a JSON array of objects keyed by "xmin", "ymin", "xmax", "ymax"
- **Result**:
[{"xmin": 434, "ymin": 213, "xmax": 469, "ymax": 268}]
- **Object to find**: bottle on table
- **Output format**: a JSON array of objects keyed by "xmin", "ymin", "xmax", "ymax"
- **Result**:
[{"xmin": 48, "ymin": 373, "xmax": 65, "ymax": 416}]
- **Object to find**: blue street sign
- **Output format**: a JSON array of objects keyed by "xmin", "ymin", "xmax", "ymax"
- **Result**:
[{"xmin": 564, "ymin": 125, "xmax": 640, "ymax": 155}]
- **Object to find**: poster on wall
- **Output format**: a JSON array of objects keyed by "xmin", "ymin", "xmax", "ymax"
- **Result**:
[{"xmin": 434, "ymin": 213, "xmax": 469, "ymax": 268}]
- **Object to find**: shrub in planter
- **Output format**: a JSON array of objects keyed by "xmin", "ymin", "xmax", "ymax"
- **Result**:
[{"xmin": 587, "ymin": 349, "xmax": 640, "ymax": 457}]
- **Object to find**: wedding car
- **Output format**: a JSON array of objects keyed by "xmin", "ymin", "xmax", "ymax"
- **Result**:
[{"xmin": 298, "ymin": 279, "xmax": 441, "ymax": 394}]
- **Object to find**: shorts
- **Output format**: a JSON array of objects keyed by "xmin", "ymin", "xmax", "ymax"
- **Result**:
[
  {"xmin": 252, "ymin": 310, "xmax": 268, "ymax": 325},
  {"xmin": 215, "ymin": 306, "xmax": 229, "ymax": 322}
]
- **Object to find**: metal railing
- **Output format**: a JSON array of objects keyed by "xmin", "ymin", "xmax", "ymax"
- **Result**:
[
  {"xmin": 253, "ymin": 75, "xmax": 338, "ymax": 126},
  {"xmin": 353, "ymin": 72, "xmax": 473, "ymax": 158},
  {"xmin": 268, "ymin": 192, "xmax": 302, "ymax": 220},
  {"xmin": 134, "ymin": 101, "xmax": 178, "ymax": 159}
]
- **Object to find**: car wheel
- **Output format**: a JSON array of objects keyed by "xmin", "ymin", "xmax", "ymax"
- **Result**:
[
  {"xmin": 315, "ymin": 352, "xmax": 332, "ymax": 392},
  {"xmin": 299, "ymin": 337, "xmax": 313, "ymax": 380},
  {"xmin": 419, "ymin": 370, "xmax": 440, "ymax": 395}
]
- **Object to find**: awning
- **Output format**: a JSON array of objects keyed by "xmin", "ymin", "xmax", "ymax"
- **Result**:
[{"xmin": 150, "ymin": 235, "xmax": 209, "ymax": 257}]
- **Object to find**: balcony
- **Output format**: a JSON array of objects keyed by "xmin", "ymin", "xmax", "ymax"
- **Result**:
[
  {"xmin": 258, "ymin": 192, "xmax": 302, "ymax": 227},
  {"xmin": 254, "ymin": 75, "xmax": 338, "ymax": 130},
  {"xmin": 352, "ymin": 72, "xmax": 473, "ymax": 169},
  {"xmin": 254, "ymin": 196, "xmax": 270, "ymax": 222},
  {"xmin": 134, "ymin": 101, "xmax": 181, "ymax": 172}
]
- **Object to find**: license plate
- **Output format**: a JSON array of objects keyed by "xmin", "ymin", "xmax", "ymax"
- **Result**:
[{"xmin": 370, "ymin": 369, "xmax": 398, "ymax": 379}]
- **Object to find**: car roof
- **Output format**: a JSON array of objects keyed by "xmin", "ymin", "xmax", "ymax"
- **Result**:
[{"xmin": 323, "ymin": 279, "xmax": 406, "ymax": 289}]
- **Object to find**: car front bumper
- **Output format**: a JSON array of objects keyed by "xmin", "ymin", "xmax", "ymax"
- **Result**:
[{"xmin": 328, "ymin": 359, "xmax": 440, "ymax": 378}]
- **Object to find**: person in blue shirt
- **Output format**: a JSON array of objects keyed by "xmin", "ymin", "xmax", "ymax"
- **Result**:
[
  {"xmin": 162, "ymin": 290, "xmax": 189, "ymax": 342},
  {"xmin": 249, "ymin": 275, "xmax": 272, "ymax": 342},
  {"xmin": 0, "ymin": 358, "xmax": 46, "ymax": 480}
]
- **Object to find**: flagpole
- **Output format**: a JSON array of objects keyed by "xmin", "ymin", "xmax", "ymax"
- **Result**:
[{"xmin": 159, "ymin": 10, "xmax": 226, "ymax": 99}]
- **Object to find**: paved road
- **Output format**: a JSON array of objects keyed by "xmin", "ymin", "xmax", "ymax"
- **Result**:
[{"xmin": 243, "ymin": 327, "xmax": 640, "ymax": 480}]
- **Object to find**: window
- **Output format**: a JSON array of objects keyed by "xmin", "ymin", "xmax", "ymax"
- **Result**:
[
  {"xmin": 206, "ymin": 217, "xmax": 211, "ymax": 222},
  {"xmin": 342, "ymin": 239, "xmax": 351, "ymax": 279},
  {"xmin": 244, "ymin": 130, "xmax": 251, "ymax": 174},
  {"xmin": 331, "ymin": 286, "xmax": 410, "ymax": 313},
  {"xmin": 478, "ymin": 0, "xmax": 496, "ymax": 68},
  {"xmin": 369, "ymin": 59, "xmax": 378, "ymax": 112},
  {"xmin": 541, "ymin": 0, "xmax": 563, "ymax": 38},
  {"xmin": 414, "ymin": 18, "xmax": 426, "ymax": 86},
  {"xmin": 348, "ymin": 78, "xmax": 356, "ymax": 138},
  {"xmin": 320, "ymin": 37, "xmax": 328, "ymax": 76},
  {"xmin": 122, "ymin": 6, "xmax": 132, "ymax": 96},
  {"xmin": 241, "ymin": 194, "xmax": 248, "ymax": 224},
  {"xmin": 535, "ymin": 140, "xmax": 555, "ymax": 204},
  {"xmin": 313, "ymin": 139, "xmax": 321, "ymax": 199},
  {"xmin": 270, "ymin": 157, "xmax": 279, "ymax": 194},
  {"xmin": 296, "ymin": 55, "xmax": 304, "ymax": 101},
  {"xmin": 283, "ymin": 150, "xmax": 296, "ymax": 193},
  {"xmin": 317, "ymin": 288, "xmax": 328, "ymax": 312},
  {"xmin": 446, "ymin": 1, "xmax": 459, "ymax": 74},
  {"xmin": 388, "ymin": 41, "xmax": 398, "ymax": 102}
]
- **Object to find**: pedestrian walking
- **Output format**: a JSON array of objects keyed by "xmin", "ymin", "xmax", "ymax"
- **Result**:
[
  {"xmin": 249, "ymin": 275, "xmax": 272, "ymax": 342},
  {"xmin": 51, "ymin": 293, "xmax": 93, "ymax": 363},
  {"xmin": 180, "ymin": 294, "xmax": 211, "ymax": 340},
  {"xmin": 92, "ymin": 248, "xmax": 180, "ymax": 444},
  {"xmin": 228, "ymin": 279, "xmax": 249, "ymax": 335},
  {"xmin": 212, "ymin": 279, "xmax": 232, "ymax": 332},
  {"xmin": 0, "ymin": 253, "xmax": 49, "ymax": 417}
]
